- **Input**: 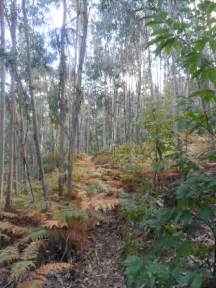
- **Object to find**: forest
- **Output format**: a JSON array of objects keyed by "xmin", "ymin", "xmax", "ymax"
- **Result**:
[{"xmin": 0, "ymin": 0, "xmax": 215, "ymax": 287}]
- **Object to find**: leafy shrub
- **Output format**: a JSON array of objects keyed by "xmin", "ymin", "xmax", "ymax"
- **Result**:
[
  {"xmin": 112, "ymin": 144, "xmax": 149, "ymax": 172},
  {"xmin": 123, "ymin": 161, "xmax": 216, "ymax": 288}
]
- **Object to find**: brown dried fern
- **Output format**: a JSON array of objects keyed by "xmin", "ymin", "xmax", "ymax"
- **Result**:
[
  {"xmin": 21, "ymin": 240, "xmax": 47, "ymax": 260},
  {"xmin": 17, "ymin": 263, "xmax": 74, "ymax": 288},
  {"xmin": 81, "ymin": 198, "xmax": 119, "ymax": 212},
  {"xmin": 0, "ymin": 211, "xmax": 18, "ymax": 221},
  {"xmin": 0, "ymin": 221, "xmax": 30, "ymax": 238},
  {"xmin": 43, "ymin": 220, "xmax": 68, "ymax": 230}
]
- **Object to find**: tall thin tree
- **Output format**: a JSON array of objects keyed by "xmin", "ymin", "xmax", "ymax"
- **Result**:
[
  {"xmin": 5, "ymin": 0, "xmax": 17, "ymax": 211},
  {"xmin": 67, "ymin": 0, "xmax": 88, "ymax": 202},
  {"xmin": 0, "ymin": 0, "xmax": 5, "ymax": 208},
  {"xmin": 22, "ymin": 0, "xmax": 48, "ymax": 202},
  {"xmin": 58, "ymin": 0, "xmax": 67, "ymax": 196}
]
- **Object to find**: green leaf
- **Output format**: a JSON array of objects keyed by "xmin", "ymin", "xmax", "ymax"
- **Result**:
[
  {"xmin": 160, "ymin": 235, "xmax": 181, "ymax": 249},
  {"xmin": 192, "ymin": 274, "xmax": 202, "ymax": 288},
  {"xmin": 199, "ymin": 1, "xmax": 216, "ymax": 13},
  {"xmin": 190, "ymin": 90, "xmax": 216, "ymax": 102},
  {"xmin": 176, "ymin": 242, "xmax": 197, "ymax": 258},
  {"xmin": 152, "ymin": 28, "xmax": 170, "ymax": 36},
  {"xmin": 146, "ymin": 20, "xmax": 162, "ymax": 27},
  {"xmin": 194, "ymin": 39, "xmax": 207, "ymax": 52},
  {"xmin": 155, "ymin": 37, "xmax": 176, "ymax": 55},
  {"xmin": 174, "ymin": 269, "xmax": 192, "ymax": 286},
  {"xmin": 201, "ymin": 67, "xmax": 216, "ymax": 86},
  {"xmin": 199, "ymin": 205, "xmax": 214, "ymax": 222},
  {"xmin": 181, "ymin": 210, "xmax": 192, "ymax": 225}
]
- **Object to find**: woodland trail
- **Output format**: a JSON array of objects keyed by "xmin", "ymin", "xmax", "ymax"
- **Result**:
[
  {"xmin": 47, "ymin": 156, "xmax": 127, "ymax": 288},
  {"xmin": 46, "ymin": 212, "xmax": 126, "ymax": 288}
]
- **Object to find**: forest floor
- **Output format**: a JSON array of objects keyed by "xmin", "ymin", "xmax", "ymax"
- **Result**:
[
  {"xmin": 46, "ymin": 212, "xmax": 126, "ymax": 288},
  {"xmin": 46, "ymin": 156, "xmax": 127, "ymax": 288},
  {"xmin": 0, "ymin": 155, "xmax": 128, "ymax": 288},
  {"xmin": 0, "ymin": 137, "xmax": 214, "ymax": 287}
]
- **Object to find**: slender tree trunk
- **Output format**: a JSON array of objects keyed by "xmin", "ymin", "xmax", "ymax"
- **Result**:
[
  {"xmin": 102, "ymin": 95, "xmax": 107, "ymax": 150},
  {"xmin": 22, "ymin": 0, "xmax": 48, "ymax": 202},
  {"xmin": 0, "ymin": 0, "xmax": 5, "ymax": 208},
  {"xmin": 14, "ymin": 133, "xmax": 18, "ymax": 194},
  {"xmin": 135, "ymin": 42, "xmax": 142, "ymax": 144},
  {"xmin": 5, "ymin": 0, "xmax": 17, "ymax": 211},
  {"xmin": 67, "ymin": 0, "xmax": 88, "ymax": 202},
  {"xmin": 112, "ymin": 78, "xmax": 117, "ymax": 148},
  {"xmin": 58, "ymin": 0, "xmax": 67, "ymax": 196},
  {"xmin": 171, "ymin": 54, "xmax": 179, "ymax": 144},
  {"xmin": 19, "ymin": 110, "xmax": 35, "ymax": 202}
]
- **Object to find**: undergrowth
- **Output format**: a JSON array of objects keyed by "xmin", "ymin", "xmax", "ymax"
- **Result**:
[
  {"xmin": 121, "ymin": 151, "xmax": 216, "ymax": 288},
  {"xmin": 0, "ymin": 153, "xmax": 119, "ymax": 288}
]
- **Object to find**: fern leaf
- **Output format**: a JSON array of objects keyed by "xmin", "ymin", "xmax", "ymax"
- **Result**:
[
  {"xmin": 32, "ymin": 262, "xmax": 74, "ymax": 279},
  {"xmin": 22, "ymin": 240, "xmax": 46, "ymax": 260},
  {"xmin": 31, "ymin": 201, "xmax": 52, "ymax": 210},
  {"xmin": 10, "ymin": 260, "xmax": 35, "ymax": 282},
  {"xmin": 0, "ymin": 245, "xmax": 20, "ymax": 264},
  {"xmin": 29, "ymin": 229, "xmax": 53, "ymax": 241},
  {"xmin": 0, "ymin": 232, "xmax": 11, "ymax": 243},
  {"xmin": 0, "ymin": 211, "xmax": 18, "ymax": 221},
  {"xmin": 43, "ymin": 220, "xmax": 68, "ymax": 230},
  {"xmin": 17, "ymin": 279, "xmax": 44, "ymax": 288},
  {"xmin": 17, "ymin": 263, "xmax": 74, "ymax": 288},
  {"xmin": 0, "ymin": 221, "xmax": 29, "ymax": 237},
  {"xmin": 57, "ymin": 209, "xmax": 89, "ymax": 222},
  {"xmin": 88, "ymin": 198, "xmax": 119, "ymax": 211}
]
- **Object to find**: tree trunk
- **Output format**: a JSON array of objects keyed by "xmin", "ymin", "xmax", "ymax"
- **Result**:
[
  {"xmin": 5, "ymin": 0, "xmax": 17, "ymax": 211},
  {"xmin": 67, "ymin": 0, "xmax": 88, "ymax": 202},
  {"xmin": 19, "ymin": 109, "xmax": 35, "ymax": 202},
  {"xmin": 22, "ymin": 0, "xmax": 48, "ymax": 202},
  {"xmin": 171, "ymin": 54, "xmax": 179, "ymax": 144},
  {"xmin": 58, "ymin": 0, "xmax": 67, "ymax": 196},
  {"xmin": 112, "ymin": 77, "xmax": 117, "ymax": 148},
  {"xmin": 0, "ymin": 0, "xmax": 5, "ymax": 208},
  {"xmin": 135, "ymin": 41, "xmax": 142, "ymax": 144}
]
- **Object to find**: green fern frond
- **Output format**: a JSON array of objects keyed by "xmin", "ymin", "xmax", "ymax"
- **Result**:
[
  {"xmin": 21, "ymin": 240, "xmax": 45, "ymax": 260},
  {"xmin": 31, "ymin": 201, "xmax": 52, "ymax": 210},
  {"xmin": 56, "ymin": 208, "xmax": 89, "ymax": 222},
  {"xmin": 29, "ymin": 229, "xmax": 53, "ymax": 241},
  {"xmin": 0, "ymin": 245, "xmax": 20, "ymax": 264},
  {"xmin": 10, "ymin": 260, "xmax": 35, "ymax": 282},
  {"xmin": 14, "ymin": 195, "xmax": 31, "ymax": 208}
]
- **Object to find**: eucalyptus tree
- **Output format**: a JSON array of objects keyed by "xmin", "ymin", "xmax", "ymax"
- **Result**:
[
  {"xmin": 58, "ymin": 0, "xmax": 67, "ymax": 196},
  {"xmin": 5, "ymin": 0, "xmax": 17, "ymax": 211},
  {"xmin": 67, "ymin": 0, "xmax": 89, "ymax": 201},
  {"xmin": 0, "ymin": 0, "xmax": 5, "ymax": 207},
  {"xmin": 22, "ymin": 0, "xmax": 48, "ymax": 202},
  {"xmin": 85, "ymin": 0, "xmax": 152, "ymax": 149}
]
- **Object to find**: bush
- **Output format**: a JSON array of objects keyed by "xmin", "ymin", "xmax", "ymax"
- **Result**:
[{"xmin": 122, "ymin": 159, "xmax": 216, "ymax": 288}]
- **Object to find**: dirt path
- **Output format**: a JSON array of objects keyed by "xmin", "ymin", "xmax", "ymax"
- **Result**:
[
  {"xmin": 46, "ymin": 157, "xmax": 127, "ymax": 288},
  {"xmin": 72, "ymin": 213, "xmax": 126, "ymax": 288},
  {"xmin": 46, "ymin": 215, "xmax": 126, "ymax": 288}
]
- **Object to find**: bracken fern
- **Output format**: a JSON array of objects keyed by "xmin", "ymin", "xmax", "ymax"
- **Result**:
[
  {"xmin": 0, "ymin": 245, "xmax": 20, "ymax": 264},
  {"xmin": 28, "ymin": 229, "xmax": 53, "ymax": 241},
  {"xmin": 21, "ymin": 240, "xmax": 46, "ymax": 260},
  {"xmin": 10, "ymin": 260, "xmax": 35, "ymax": 282}
]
